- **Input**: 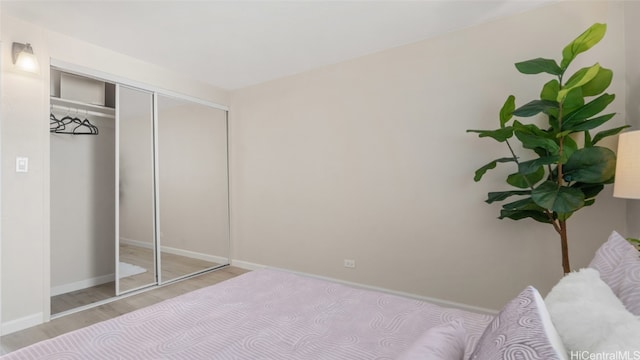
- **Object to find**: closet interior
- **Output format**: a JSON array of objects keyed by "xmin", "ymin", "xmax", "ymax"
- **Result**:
[{"xmin": 49, "ymin": 65, "xmax": 230, "ymax": 316}]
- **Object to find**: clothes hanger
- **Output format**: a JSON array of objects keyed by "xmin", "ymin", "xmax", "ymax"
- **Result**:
[
  {"xmin": 53, "ymin": 108, "xmax": 99, "ymax": 135},
  {"xmin": 50, "ymin": 112, "xmax": 66, "ymax": 133},
  {"xmin": 72, "ymin": 118, "xmax": 99, "ymax": 135}
]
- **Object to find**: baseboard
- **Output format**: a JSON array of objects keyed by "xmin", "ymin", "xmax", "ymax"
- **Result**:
[
  {"xmin": 231, "ymin": 260, "xmax": 498, "ymax": 315},
  {"xmin": 1, "ymin": 312, "xmax": 43, "ymax": 335},
  {"xmin": 161, "ymin": 245, "xmax": 229, "ymax": 265},
  {"xmin": 119, "ymin": 237, "xmax": 153, "ymax": 249},
  {"xmin": 51, "ymin": 273, "xmax": 114, "ymax": 297},
  {"xmin": 230, "ymin": 259, "xmax": 266, "ymax": 271},
  {"xmin": 120, "ymin": 237, "xmax": 229, "ymax": 265}
]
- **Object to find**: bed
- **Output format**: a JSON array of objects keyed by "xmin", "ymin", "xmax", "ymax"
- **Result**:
[
  {"xmin": 1, "ymin": 231, "xmax": 638, "ymax": 359},
  {"xmin": 1, "ymin": 269, "xmax": 493, "ymax": 359}
]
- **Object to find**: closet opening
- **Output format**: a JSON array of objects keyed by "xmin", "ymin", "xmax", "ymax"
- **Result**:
[
  {"xmin": 49, "ymin": 63, "xmax": 231, "ymax": 318},
  {"xmin": 50, "ymin": 69, "xmax": 118, "ymax": 315}
]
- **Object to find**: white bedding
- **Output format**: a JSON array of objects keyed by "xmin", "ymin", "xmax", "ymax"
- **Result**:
[{"xmin": 1, "ymin": 269, "xmax": 493, "ymax": 359}]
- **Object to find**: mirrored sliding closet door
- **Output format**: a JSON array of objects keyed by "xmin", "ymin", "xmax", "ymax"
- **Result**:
[
  {"xmin": 50, "ymin": 62, "xmax": 231, "ymax": 315},
  {"xmin": 116, "ymin": 85, "xmax": 157, "ymax": 295},
  {"xmin": 156, "ymin": 95, "xmax": 230, "ymax": 284}
]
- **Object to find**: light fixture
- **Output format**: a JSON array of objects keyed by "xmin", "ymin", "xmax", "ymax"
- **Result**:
[
  {"xmin": 614, "ymin": 130, "xmax": 640, "ymax": 200},
  {"xmin": 12, "ymin": 42, "xmax": 39, "ymax": 74}
]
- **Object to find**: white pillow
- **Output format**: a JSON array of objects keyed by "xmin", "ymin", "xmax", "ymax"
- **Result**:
[
  {"xmin": 396, "ymin": 319, "xmax": 466, "ymax": 360},
  {"xmin": 469, "ymin": 286, "xmax": 568, "ymax": 360},
  {"xmin": 545, "ymin": 268, "xmax": 640, "ymax": 352}
]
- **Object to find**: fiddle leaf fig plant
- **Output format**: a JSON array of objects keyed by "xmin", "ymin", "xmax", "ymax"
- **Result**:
[{"xmin": 467, "ymin": 23, "xmax": 628, "ymax": 274}]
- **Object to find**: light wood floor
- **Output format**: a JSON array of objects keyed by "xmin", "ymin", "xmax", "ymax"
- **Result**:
[
  {"xmin": 1, "ymin": 266, "xmax": 249, "ymax": 355},
  {"xmin": 51, "ymin": 244, "xmax": 221, "ymax": 315}
]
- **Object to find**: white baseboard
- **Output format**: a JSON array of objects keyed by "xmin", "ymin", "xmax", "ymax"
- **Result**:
[
  {"xmin": 1, "ymin": 312, "xmax": 43, "ymax": 335},
  {"xmin": 230, "ymin": 259, "xmax": 266, "ymax": 271},
  {"xmin": 120, "ymin": 237, "xmax": 229, "ymax": 265},
  {"xmin": 119, "ymin": 237, "xmax": 153, "ymax": 249},
  {"xmin": 230, "ymin": 260, "xmax": 498, "ymax": 315},
  {"xmin": 51, "ymin": 273, "xmax": 115, "ymax": 297},
  {"xmin": 51, "ymin": 240, "xmax": 229, "ymax": 298}
]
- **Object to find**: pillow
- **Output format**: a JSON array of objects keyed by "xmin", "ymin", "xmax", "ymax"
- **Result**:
[
  {"xmin": 617, "ymin": 244, "xmax": 640, "ymax": 315},
  {"xmin": 396, "ymin": 319, "xmax": 466, "ymax": 360},
  {"xmin": 545, "ymin": 268, "xmax": 640, "ymax": 352},
  {"xmin": 589, "ymin": 230, "xmax": 640, "ymax": 315},
  {"xmin": 469, "ymin": 286, "xmax": 568, "ymax": 360},
  {"xmin": 588, "ymin": 230, "xmax": 632, "ymax": 294}
]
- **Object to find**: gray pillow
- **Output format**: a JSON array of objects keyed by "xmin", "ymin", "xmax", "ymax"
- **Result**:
[
  {"xmin": 589, "ymin": 230, "xmax": 640, "ymax": 315},
  {"xmin": 469, "ymin": 286, "xmax": 567, "ymax": 360}
]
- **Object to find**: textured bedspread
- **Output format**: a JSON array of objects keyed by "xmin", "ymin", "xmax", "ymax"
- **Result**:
[{"xmin": 1, "ymin": 269, "xmax": 493, "ymax": 359}]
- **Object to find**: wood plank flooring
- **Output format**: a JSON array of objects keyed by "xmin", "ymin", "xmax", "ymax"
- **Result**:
[
  {"xmin": 51, "ymin": 244, "xmax": 221, "ymax": 315},
  {"xmin": 1, "ymin": 266, "xmax": 249, "ymax": 356}
]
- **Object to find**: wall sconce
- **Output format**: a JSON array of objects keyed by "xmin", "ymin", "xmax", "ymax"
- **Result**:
[
  {"xmin": 614, "ymin": 130, "xmax": 640, "ymax": 200},
  {"xmin": 12, "ymin": 42, "xmax": 40, "ymax": 74}
]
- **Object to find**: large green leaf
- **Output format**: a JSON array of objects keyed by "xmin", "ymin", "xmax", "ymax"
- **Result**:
[
  {"xmin": 502, "ymin": 197, "xmax": 542, "ymax": 210},
  {"xmin": 563, "ymin": 93, "xmax": 615, "ymax": 125},
  {"xmin": 561, "ymin": 87, "xmax": 584, "ymax": 116},
  {"xmin": 514, "ymin": 131, "xmax": 559, "ymax": 153},
  {"xmin": 557, "ymin": 63, "xmax": 600, "ymax": 102},
  {"xmin": 565, "ymin": 113, "xmax": 616, "ymax": 133},
  {"xmin": 515, "ymin": 58, "xmax": 562, "ymax": 75},
  {"xmin": 531, "ymin": 181, "xmax": 585, "ymax": 213},
  {"xmin": 499, "ymin": 209, "xmax": 553, "ymax": 223},
  {"xmin": 572, "ymin": 182, "xmax": 605, "ymax": 199},
  {"xmin": 584, "ymin": 131, "xmax": 593, "ymax": 147},
  {"xmin": 486, "ymin": 190, "xmax": 531, "ymax": 204},
  {"xmin": 518, "ymin": 156, "xmax": 559, "ymax": 175},
  {"xmin": 500, "ymin": 95, "xmax": 516, "ymax": 128},
  {"xmin": 500, "ymin": 197, "xmax": 552, "ymax": 223},
  {"xmin": 592, "ymin": 125, "xmax": 630, "ymax": 145},
  {"xmin": 473, "ymin": 157, "xmax": 515, "ymax": 181},
  {"xmin": 507, "ymin": 166, "xmax": 545, "ymax": 188},
  {"xmin": 512, "ymin": 100, "xmax": 559, "ymax": 117},
  {"xmin": 467, "ymin": 127, "xmax": 514, "ymax": 142},
  {"xmin": 541, "ymin": 80, "xmax": 560, "ymax": 102},
  {"xmin": 563, "ymin": 146, "xmax": 616, "ymax": 183},
  {"xmin": 581, "ymin": 67, "xmax": 613, "ymax": 97},
  {"xmin": 560, "ymin": 135, "xmax": 578, "ymax": 164},
  {"xmin": 561, "ymin": 23, "xmax": 606, "ymax": 69}
]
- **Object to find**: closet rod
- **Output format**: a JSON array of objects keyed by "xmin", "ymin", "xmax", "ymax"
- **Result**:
[{"xmin": 51, "ymin": 104, "xmax": 115, "ymax": 119}]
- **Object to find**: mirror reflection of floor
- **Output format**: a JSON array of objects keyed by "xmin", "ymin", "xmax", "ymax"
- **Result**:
[{"xmin": 51, "ymin": 244, "xmax": 223, "ymax": 315}]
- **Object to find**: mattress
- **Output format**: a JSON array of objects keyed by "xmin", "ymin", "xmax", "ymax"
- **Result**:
[{"xmin": 1, "ymin": 269, "xmax": 493, "ymax": 359}]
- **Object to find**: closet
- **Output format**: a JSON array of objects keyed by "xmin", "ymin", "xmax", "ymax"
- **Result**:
[{"xmin": 49, "ymin": 64, "xmax": 230, "ymax": 316}]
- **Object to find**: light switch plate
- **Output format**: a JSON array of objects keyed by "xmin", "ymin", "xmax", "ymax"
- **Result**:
[{"xmin": 16, "ymin": 157, "xmax": 28, "ymax": 173}]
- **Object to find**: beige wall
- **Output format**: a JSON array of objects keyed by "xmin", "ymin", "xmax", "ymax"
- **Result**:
[
  {"xmin": 0, "ymin": 13, "xmax": 228, "ymax": 332},
  {"xmin": 229, "ymin": 1, "xmax": 629, "ymax": 311},
  {"xmin": 2, "ymin": 0, "xmax": 638, "ymax": 334}
]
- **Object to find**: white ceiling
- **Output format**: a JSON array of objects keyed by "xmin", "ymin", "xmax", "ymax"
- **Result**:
[{"xmin": 2, "ymin": 1, "xmax": 553, "ymax": 90}]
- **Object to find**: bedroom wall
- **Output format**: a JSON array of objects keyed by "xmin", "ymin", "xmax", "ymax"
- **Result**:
[
  {"xmin": 624, "ymin": 1, "xmax": 640, "ymax": 238},
  {"xmin": 0, "ymin": 13, "xmax": 229, "ymax": 333},
  {"xmin": 229, "ymin": 1, "xmax": 629, "ymax": 311}
]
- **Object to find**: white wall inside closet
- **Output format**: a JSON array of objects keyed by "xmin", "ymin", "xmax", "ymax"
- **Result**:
[
  {"xmin": 50, "ymin": 114, "xmax": 116, "ymax": 294},
  {"xmin": 50, "ymin": 70, "xmax": 116, "ymax": 296}
]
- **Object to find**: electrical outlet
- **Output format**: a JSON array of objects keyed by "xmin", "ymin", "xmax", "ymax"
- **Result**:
[{"xmin": 343, "ymin": 259, "xmax": 356, "ymax": 269}]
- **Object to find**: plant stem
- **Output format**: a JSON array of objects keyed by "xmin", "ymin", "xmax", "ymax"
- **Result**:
[
  {"xmin": 556, "ymin": 95, "xmax": 570, "ymax": 274},
  {"xmin": 559, "ymin": 220, "xmax": 570, "ymax": 274}
]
